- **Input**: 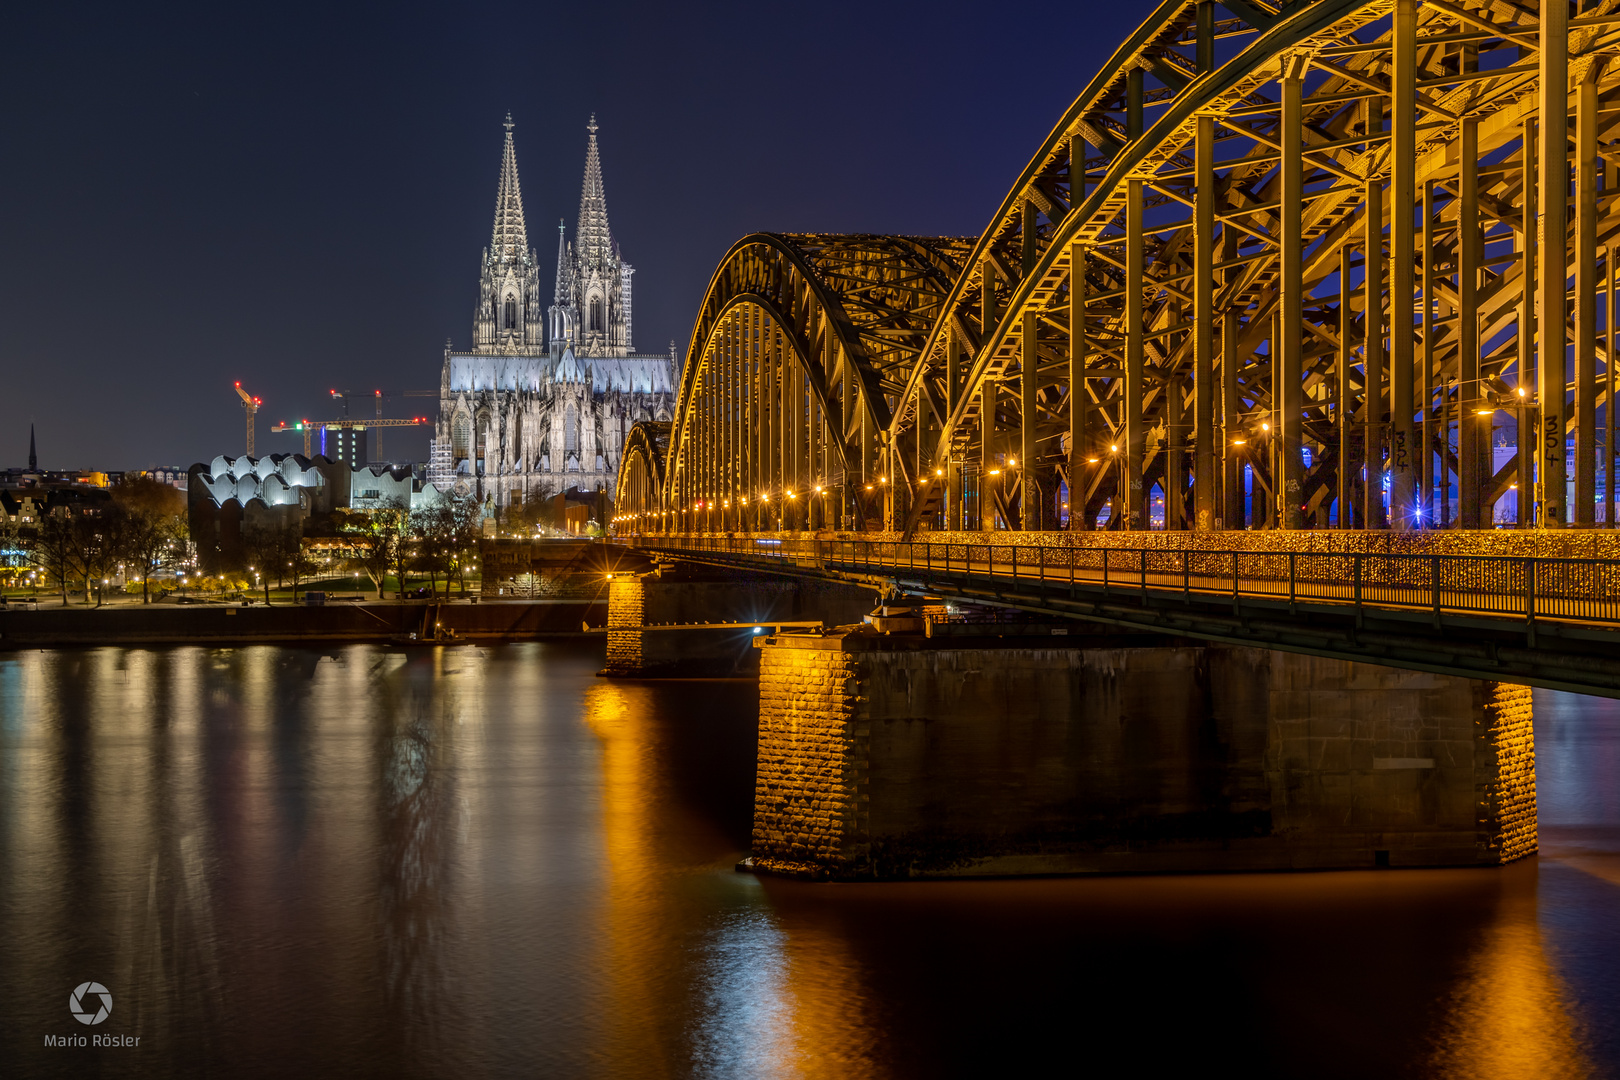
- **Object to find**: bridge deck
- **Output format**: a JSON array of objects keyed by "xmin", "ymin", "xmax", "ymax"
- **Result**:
[{"xmin": 624, "ymin": 534, "xmax": 1620, "ymax": 698}]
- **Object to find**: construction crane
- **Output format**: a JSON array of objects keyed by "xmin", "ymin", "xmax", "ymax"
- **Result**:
[
  {"xmin": 329, "ymin": 388, "xmax": 437, "ymax": 459},
  {"xmin": 234, "ymin": 382, "xmax": 261, "ymax": 456},
  {"xmin": 270, "ymin": 417, "xmax": 430, "ymax": 458}
]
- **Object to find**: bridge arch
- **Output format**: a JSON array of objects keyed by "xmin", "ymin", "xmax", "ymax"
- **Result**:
[
  {"xmin": 620, "ymin": 0, "xmax": 1617, "ymax": 539},
  {"xmin": 614, "ymin": 420, "xmax": 669, "ymax": 532},
  {"xmin": 644, "ymin": 232, "xmax": 969, "ymax": 532},
  {"xmin": 883, "ymin": 0, "xmax": 1616, "ymax": 536}
]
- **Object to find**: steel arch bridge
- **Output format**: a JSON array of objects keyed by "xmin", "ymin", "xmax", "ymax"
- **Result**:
[{"xmin": 616, "ymin": 0, "xmax": 1620, "ymax": 540}]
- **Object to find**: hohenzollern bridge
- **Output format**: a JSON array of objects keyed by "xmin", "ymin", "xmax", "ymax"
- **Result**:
[{"xmin": 608, "ymin": 0, "xmax": 1620, "ymax": 699}]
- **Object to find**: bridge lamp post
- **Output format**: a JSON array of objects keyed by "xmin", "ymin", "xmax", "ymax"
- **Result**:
[{"xmin": 1486, "ymin": 386, "xmax": 1539, "ymax": 529}]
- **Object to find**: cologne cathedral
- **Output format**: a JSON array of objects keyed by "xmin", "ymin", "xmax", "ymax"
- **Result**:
[{"xmin": 429, "ymin": 114, "xmax": 678, "ymax": 510}]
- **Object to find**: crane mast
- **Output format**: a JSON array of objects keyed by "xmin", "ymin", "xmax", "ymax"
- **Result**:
[{"xmin": 234, "ymin": 382, "xmax": 261, "ymax": 456}]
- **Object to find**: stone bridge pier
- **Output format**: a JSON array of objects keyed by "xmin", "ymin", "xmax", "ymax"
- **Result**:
[
  {"xmin": 749, "ymin": 626, "xmax": 1537, "ymax": 879},
  {"xmin": 601, "ymin": 569, "xmax": 873, "ymax": 677}
]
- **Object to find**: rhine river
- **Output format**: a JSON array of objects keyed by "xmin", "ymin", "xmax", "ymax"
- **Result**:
[{"xmin": 1, "ymin": 641, "xmax": 1617, "ymax": 1078}]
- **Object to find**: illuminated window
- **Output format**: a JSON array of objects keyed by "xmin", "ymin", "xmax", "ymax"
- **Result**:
[
  {"xmin": 565, "ymin": 403, "xmax": 579, "ymax": 453},
  {"xmin": 451, "ymin": 414, "xmax": 472, "ymax": 460}
]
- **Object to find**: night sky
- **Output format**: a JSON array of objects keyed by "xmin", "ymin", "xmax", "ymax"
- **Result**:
[{"xmin": 1, "ymin": 1, "xmax": 1145, "ymax": 470}]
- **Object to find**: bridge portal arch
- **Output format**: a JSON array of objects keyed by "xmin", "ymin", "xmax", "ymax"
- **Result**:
[{"xmin": 650, "ymin": 233, "xmax": 969, "ymax": 533}]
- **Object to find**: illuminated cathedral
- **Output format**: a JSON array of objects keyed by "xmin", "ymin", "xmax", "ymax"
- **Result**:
[{"xmin": 429, "ymin": 114, "xmax": 678, "ymax": 509}]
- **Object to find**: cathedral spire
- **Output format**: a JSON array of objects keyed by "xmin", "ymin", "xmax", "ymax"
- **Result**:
[
  {"xmin": 489, "ymin": 112, "xmax": 530, "ymax": 264},
  {"xmin": 28, "ymin": 423, "xmax": 37, "ymax": 472},
  {"xmin": 553, "ymin": 219, "xmax": 568, "ymax": 305},
  {"xmin": 575, "ymin": 114, "xmax": 613, "ymax": 271}
]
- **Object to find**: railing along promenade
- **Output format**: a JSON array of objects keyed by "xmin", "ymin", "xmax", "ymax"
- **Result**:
[{"xmin": 629, "ymin": 534, "xmax": 1620, "ymax": 649}]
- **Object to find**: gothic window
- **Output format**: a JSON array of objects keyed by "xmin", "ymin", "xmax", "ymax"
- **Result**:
[
  {"xmin": 504, "ymin": 295, "xmax": 517, "ymax": 329},
  {"xmin": 565, "ymin": 403, "xmax": 579, "ymax": 454},
  {"xmin": 590, "ymin": 297, "xmax": 603, "ymax": 332},
  {"xmin": 452, "ymin": 413, "xmax": 472, "ymax": 461}
]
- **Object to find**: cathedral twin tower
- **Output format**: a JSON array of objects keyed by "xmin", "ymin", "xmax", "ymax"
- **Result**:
[{"xmin": 431, "ymin": 115, "xmax": 677, "ymax": 510}]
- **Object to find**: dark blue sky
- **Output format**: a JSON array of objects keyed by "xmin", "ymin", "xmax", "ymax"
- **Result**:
[{"xmin": 1, "ymin": 0, "xmax": 1145, "ymax": 469}]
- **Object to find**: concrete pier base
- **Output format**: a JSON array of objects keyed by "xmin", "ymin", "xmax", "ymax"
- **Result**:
[
  {"xmin": 602, "ymin": 573, "xmax": 873, "ymax": 677},
  {"xmin": 750, "ymin": 628, "xmax": 1536, "ymax": 879}
]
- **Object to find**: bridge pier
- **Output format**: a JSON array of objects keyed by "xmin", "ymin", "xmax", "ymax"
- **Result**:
[
  {"xmin": 750, "ymin": 627, "xmax": 1536, "ymax": 879},
  {"xmin": 601, "ymin": 573, "xmax": 873, "ymax": 677}
]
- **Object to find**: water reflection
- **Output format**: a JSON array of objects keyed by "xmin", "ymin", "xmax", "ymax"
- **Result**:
[
  {"xmin": 0, "ymin": 647, "xmax": 1617, "ymax": 1078},
  {"xmin": 1428, "ymin": 862, "xmax": 1591, "ymax": 1079}
]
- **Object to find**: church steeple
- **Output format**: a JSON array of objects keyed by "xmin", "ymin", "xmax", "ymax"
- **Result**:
[
  {"xmin": 472, "ymin": 113, "xmax": 543, "ymax": 353},
  {"xmin": 490, "ymin": 112, "xmax": 530, "ymax": 265},
  {"xmin": 575, "ymin": 114, "xmax": 613, "ymax": 271},
  {"xmin": 28, "ymin": 423, "xmax": 37, "ymax": 472}
]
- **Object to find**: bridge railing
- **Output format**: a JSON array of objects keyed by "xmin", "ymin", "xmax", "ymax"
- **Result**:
[{"xmin": 632, "ymin": 535, "xmax": 1620, "ymax": 629}]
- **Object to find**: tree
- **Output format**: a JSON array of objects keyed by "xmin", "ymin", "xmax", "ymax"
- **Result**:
[
  {"xmin": 241, "ymin": 521, "xmax": 298, "ymax": 605},
  {"xmin": 59, "ymin": 506, "xmax": 123, "ymax": 606},
  {"xmin": 505, "ymin": 483, "xmax": 558, "ymax": 536},
  {"xmin": 286, "ymin": 539, "xmax": 318, "ymax": 602},
  {"xmin": 411, "ymin": 503, "xmax": 453, "ymax": 599},
  {"xmin": 30, "ymin": 512, "xmax": 76, "ymax": 606},
  {"xmin": 447, "ymin": 493, "xmax": 483, "ymax": 596},
  {"xmin": 340, "ymin": 516, "xmax": 391, "ymax": 599},
  {"xmin": 336, "ymin": 501, "xmax": 409, "ymax": 599},
  {"xmin": 110, "ymin": 477, "xmax": 186, "ymax": 603}
]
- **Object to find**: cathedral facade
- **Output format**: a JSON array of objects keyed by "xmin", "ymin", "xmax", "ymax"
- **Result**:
[{"xmin": 429, "ymin": 115, "xmax": 678, "ymax": 512}]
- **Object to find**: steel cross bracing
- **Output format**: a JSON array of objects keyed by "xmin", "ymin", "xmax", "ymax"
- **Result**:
[{"xmin": 616, "ymin": 0, "xmax": 1620, "ymax": 545}]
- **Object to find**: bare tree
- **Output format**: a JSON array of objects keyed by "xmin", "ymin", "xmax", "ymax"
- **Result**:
[
  {"xmin": 30, "ymin": 513, "xmax": 76, "ymax": 606},
  {"xmin": 241, "ymin": 522, "xmax": 294, "ymax": 605}
]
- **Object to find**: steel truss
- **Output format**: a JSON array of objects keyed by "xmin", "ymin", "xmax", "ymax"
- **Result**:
[
  {"xmin": 618, "ymin": 0, "xmax": 1620, "ymax": 539},
  {"xmin": 616, "ymin": 233, "xmax": 970, "ymax": 533}
]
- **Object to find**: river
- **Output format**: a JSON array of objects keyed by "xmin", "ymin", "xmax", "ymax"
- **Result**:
[{"xmin": 1, "ymin": 642, "xmax": 1617, "ymax": 1078}]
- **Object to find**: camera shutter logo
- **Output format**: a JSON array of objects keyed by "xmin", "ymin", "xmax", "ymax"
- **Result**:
[{"xmin": 69, "ymin": 982, "xmax": 112, "ymax": 1025}]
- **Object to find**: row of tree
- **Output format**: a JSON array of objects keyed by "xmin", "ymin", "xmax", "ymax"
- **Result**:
[
  {"xmin": 308, "ymin": 494, "xmax": 485, "ymax": 603},
  {"xmin": 23, "ymin": 477, "xmax": 189, "ymax": 605},
  {"xmin": 14, "ymin": 483, "xmax": 490, "ymax": 606}
]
